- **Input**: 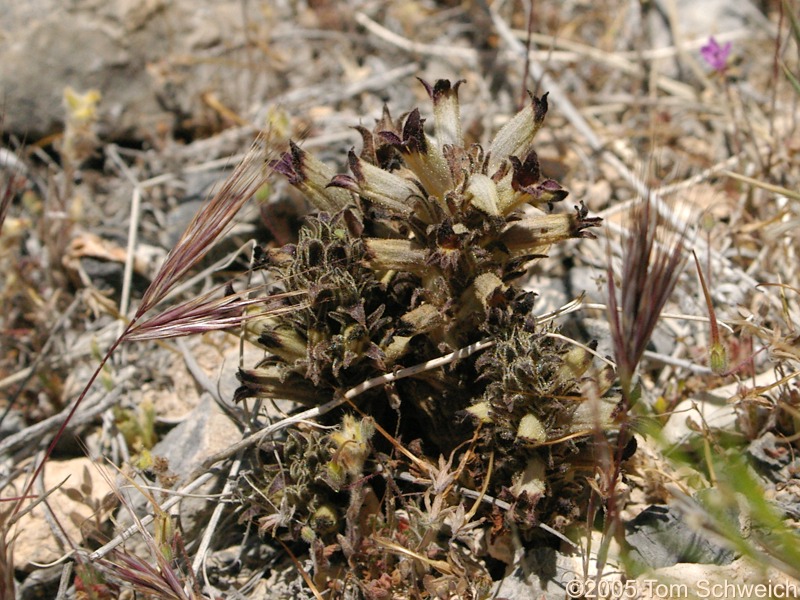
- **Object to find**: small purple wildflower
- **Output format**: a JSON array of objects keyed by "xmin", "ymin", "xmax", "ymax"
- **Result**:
[{"xmin": 701, "ymin": 36, "xmax": 732, "ymax": 73}]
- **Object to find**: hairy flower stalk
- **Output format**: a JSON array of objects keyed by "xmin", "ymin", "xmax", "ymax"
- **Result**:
[{"xmin": 237, "ymin": 80, "xmax": 613, "ymax": 586}]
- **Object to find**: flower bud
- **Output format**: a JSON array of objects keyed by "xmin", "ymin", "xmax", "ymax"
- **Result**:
[
  {"xmin": 328, "ymin": 150, "xmax": 419, "ymax": 214},
  {"xmin": 364, "ymin": 238, "xmax": 427, "ymax": 273},
  {"xmin": 501, "ymin": 206, "xmax": 599, "ymax": 254},
  {"xmin": 381, "ymin": 109, "xmax": 453, "ymax": 200},
  {"xmin": 509, "ymin": 457, "xmax": 547, "ymax": 500},
  {"xmin": 554, "ymin": 344, "xmax": 595, "ymax": 387},
  {"xmin": 272, "ymin": 142, "xmax": 354, "ymax": 213},
  {"xmin": 488, "ymin": 92, "xmax": 549, "ymax": 174},
  {"xmin": 258, "ymin": 322, "xmax": 307, "ymax": 364},
  {"xmin": 517, "ymin": 413, "xmax": 547, "ymax": 444},
  {"xmin": 400, "ymin": 303, "xmax": 444, "ymax": 335},
  {"xmin": 465, "ymin": 173, "xmax": 501, "ymax": 216},
  {"xmin": 420, "ymin": 78, "xmax": 464, "ymax": 149},
  {"xmin": 465, "ymin": 401, "xmax": 493, "ymax": 423},
  {"xmin": 310, "ymin": 503, "xmax": 339, "ymax": 536},
  {"xmin": 327, "ymin": 415, "xmax": 375, "ymax": 488},
  {"xmin": 709, "ymin": 342, "xmax": 728, "ymax": 375}
]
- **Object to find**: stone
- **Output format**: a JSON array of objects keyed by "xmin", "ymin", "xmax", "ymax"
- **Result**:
[
  {"xmin": 115, "ymin": 392, "xmax": 242, "ymax": 547},
  {"xmin": 9, "ymin": 457, "xmax": 115, "ymax": 569},
  {"xmin": 0, "ymin": 0, "xmax": 274, "ymax": 141},
  {"xmin": 636, "ymin": 557, "xmax": 800, "ymax": 600},
  {"xmin": 626, "ymin": 503, "xmax": 735, "ymax": 572}
]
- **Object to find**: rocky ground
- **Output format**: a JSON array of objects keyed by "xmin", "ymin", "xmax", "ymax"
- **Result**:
[{"xmin": 2, "ymin": 0, "xmax": 800, "ymax": 598}]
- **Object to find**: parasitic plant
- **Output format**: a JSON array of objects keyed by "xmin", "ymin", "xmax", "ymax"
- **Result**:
[{"xmin": 236, "ymin": 79, "xmax": 618, "ymax": 592}]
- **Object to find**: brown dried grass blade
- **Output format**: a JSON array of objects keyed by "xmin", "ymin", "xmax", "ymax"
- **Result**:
[
  {"xmin": 277, "ymin": 539, "xmax": 325, "ymax": 600},
  {"xmin": 13, "ymin": 133, "xmax": 274, "ymax": 520},
  {"xmin": 0, "ymin": 173, "xmax": 14, "ymax": 233}
]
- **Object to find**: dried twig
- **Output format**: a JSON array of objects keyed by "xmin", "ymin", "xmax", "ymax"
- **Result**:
[
  {"xmin": 194, "ymin": 339, "xmax": 495, "ymax": 475},
  {"xmin": 354, "ymin": 12, "xmax": 478, "ymax": 63},
  {"xmin": 87, "ymin": 472, "xmax": 216, "ymax": 562},
  {"xmin": 105, "ymin": 144, "xmax": 145, "ymax": 337},
  {"xmin": 0, "ymin": 386, "xmax": 124, "ymax": 459},
  {"xmin": 488, "ymin": 6, "xmax": 765, "ymax": 298},
  {"xmin": 192, "ymin": 451, "xmax": 243, "ymax": 579}
]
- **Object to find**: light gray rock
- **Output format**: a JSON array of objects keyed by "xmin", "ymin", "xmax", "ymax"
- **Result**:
[
  {"xmin": 150, "ymin": 392, "xmax": 240, "ymax": 484},
  {"xmin": 626, "ymin": 502, "xmax": 736, "ymax": 572},
  {"xmin": 0, "ymin": 0, "xmax": 272, "ymax": 141},
  {"xmin": 652, "ymin": 0, "xmax": 770, "ymax": 39},
  {"xmin": 116, "ymin": 392, "xmax": 242, "ymax": 548},
  {"xmin": 494, "ymin": 547, "xmax": 602, "ymax": 600}
]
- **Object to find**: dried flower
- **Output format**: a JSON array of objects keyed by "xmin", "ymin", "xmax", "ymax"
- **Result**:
[{"xmin": 61, "ymin": 86, "xmax": 101, "ymax": 168}]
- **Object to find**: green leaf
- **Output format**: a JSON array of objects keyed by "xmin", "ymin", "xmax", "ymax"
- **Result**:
[{"xmin": 782, "ymin": 60, "xmax": 800, "ymax": 95}]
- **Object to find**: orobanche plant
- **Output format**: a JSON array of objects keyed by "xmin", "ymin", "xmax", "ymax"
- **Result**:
[{"xmin": 235, "ymin": 79, "xmax": 617, "ymax": 592}]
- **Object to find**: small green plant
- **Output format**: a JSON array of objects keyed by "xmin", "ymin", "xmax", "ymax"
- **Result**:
[{"xmin": 114, "ymin": 399, "xmax": 158, "ymax": 470}]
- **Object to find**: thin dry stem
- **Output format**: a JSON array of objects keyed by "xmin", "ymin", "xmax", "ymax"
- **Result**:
[
  {"xmin": 192, "ymin": 450, "xmax": 246, "ymax": 579},
  {"xmin": 11, "ymin": 133, "xmax": 274, "ymax": 520},
  {"xmin": 0, "ymin": 173, "xmax": 15, "ymax": 233}
]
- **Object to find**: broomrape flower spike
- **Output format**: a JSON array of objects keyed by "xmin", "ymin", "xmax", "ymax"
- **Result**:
[{"xmin": 237, "ymin": 79, "xmax": 615, "ymax": 591}]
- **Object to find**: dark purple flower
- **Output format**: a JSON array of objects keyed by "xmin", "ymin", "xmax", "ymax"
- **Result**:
[{"xmin": 701, "ymin": 36, "xmax": 732, "ymax": 73}]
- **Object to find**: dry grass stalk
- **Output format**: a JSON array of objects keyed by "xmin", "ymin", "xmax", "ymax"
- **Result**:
[
  {"xmin": 126, "ymin": 285, "xmax": 305, "ymax": 342},
  {"xmin": 0, "ymin": 173, "xmax": 14, "ymax": 234},
  {"xmin": 136, "ymin": 135, "xmax": 275, "ymax": 318},
  {"xmin": 12, "ymin": 135, "xmax": 277, "ymax": 521},
  {"xmin": 607, "ymin": 197, "xmax": 691, "ymax": 402}
]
